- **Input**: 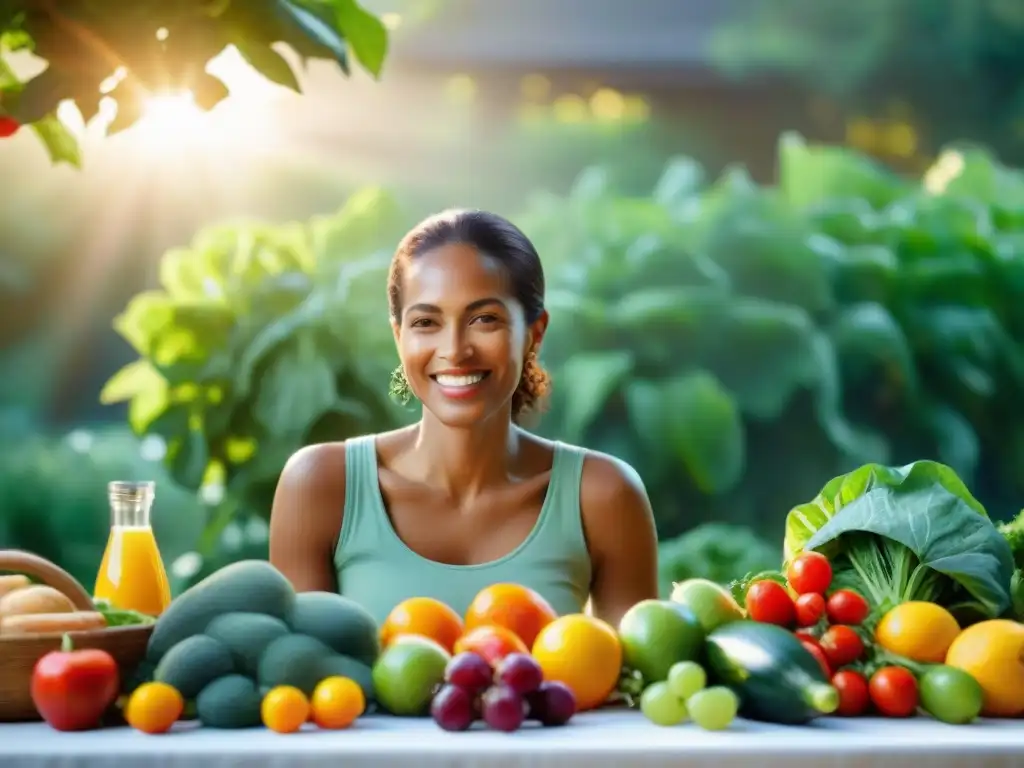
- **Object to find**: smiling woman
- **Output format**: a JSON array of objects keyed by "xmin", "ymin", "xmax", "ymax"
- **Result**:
[{"xmin": 268, "ymin": 209, "xmax": 660, "ymax": 628}]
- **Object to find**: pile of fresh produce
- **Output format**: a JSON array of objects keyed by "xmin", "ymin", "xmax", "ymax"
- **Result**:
[
  {"xmin": 44, "ymin": 559, "xmax": 381, "ymax": 735},
  {"xmin": 26, "ymin": 457, "xmax": 1024, "ymax": 735}
]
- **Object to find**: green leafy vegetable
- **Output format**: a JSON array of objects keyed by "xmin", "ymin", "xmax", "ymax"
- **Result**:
[
  {"xmin": 93, "ymin": 599, "xmax": 157, "ymax": 627},
  {"xmin": 783, "ymin": 461, "xmax": 1014, "ymax": 621}
]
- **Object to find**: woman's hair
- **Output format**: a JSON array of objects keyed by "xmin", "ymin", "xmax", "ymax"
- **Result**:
[{"xmin": 388, "ymin": 208, "xmax": 551, "ymax": 418}]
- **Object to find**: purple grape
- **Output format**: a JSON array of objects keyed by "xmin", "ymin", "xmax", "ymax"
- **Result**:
[
  {"xmin": 445, "ymin": 652, "xmax": 493, "ymax": 692},
  {"xmin": 526, "ymin": 681, "xmax": 577, "ymax": 727},
  {"xmin": 431, "ymin": 684, "xmax": 477, "ymax": 732},
  {"xmin": 481, "ymin": 684, "xmax": 528, "ymax": 733},
  {"xmin": 495, "ymin": 652, "xmax": 543, "ymax": 696}
]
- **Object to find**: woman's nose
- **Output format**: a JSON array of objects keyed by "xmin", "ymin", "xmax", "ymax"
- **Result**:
[{"xmin": 439, "ymin": 324, "xmax": 472, "ymax": 363}]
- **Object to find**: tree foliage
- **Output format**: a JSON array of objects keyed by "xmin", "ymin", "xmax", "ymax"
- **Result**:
[
  {"xmin": 711, "ymin": 0, "xmax": 1024, "ymax": 156},
  {"xmin": 0, "ymin": 0, "xmax": 388, "ymax": 166}
]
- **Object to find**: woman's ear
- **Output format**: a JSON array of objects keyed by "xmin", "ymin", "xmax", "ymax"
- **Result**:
[
  {"xmin": 391, "ymin": 318, "xmax": 401, "ymax": 345},
  {"xmin": 528, "ymin": 310, "xmax": 550, "ymax": 355}
]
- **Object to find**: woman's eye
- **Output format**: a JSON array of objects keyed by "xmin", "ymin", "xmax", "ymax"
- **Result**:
[
  {"xmin": 472, "ymin": 314, "xmax": 500, "ymax": 325},
  {"xmin": 410, "ymin": 317, "xmax": 435, "ymax": 328}
]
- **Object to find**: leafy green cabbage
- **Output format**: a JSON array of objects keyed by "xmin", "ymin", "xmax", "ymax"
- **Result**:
[{"xmin": 783, "ymin": 461, "xmax": 1014, "ymax": 621}]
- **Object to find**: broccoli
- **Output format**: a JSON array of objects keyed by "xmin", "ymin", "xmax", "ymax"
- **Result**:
[
  {"xmin": 998, "ymin": 509, "xmax": 1024, "ymax": 620},
  {"xmin": 997, "ymin": 509, "xmax": 1024, "ymax": 570}
]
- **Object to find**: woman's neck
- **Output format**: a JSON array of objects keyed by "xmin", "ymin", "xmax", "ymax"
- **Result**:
[{"xmin": 411, "ymin": 411, "xmax": 520, "ymax": 502}]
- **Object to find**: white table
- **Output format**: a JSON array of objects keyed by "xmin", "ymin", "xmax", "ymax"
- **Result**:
[{"xmin": 1, "ymin": 709, "xmax": 1022, "ymax": 768}]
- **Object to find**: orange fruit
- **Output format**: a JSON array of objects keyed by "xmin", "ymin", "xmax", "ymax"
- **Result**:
[
  {"xmin": 531, "ymin": 614, "xmax": 622, "ymax": 712},
  {"xmin": 380, "ymin": 597, "xmax": 465, "ymax": 653},
  {"xmin": 262, "ymin": 686, "xmax": 310, "ymax": 734},
  {"xmin": 124, "ymin": 682, "xmax": 184, "ymax": 735},
  {"xmin": 465, "ymin": 583, "xmax": 558, "ymax": 648},
  {"xmin": 454, "ymin": 625, "xmax": 529, "ymax": 666},
  {"xmin": 311, "ymin": 676, "xmax": 365, "ymax": 729}
]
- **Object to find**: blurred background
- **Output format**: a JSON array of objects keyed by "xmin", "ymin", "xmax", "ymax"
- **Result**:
[{"xmin": 3, "ymin": 0, "xmax": 1024, "ymax": 599}]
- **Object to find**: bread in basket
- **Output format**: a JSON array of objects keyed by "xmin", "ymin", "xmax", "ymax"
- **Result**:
[{"xmin": 0, "ymin": 549, "xmax": 154, "ymax": 722}]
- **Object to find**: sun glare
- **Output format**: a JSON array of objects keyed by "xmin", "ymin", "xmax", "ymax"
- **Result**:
[{"xmin": 134, "ymin": 92, "xmax": 208, "ymax": 144}]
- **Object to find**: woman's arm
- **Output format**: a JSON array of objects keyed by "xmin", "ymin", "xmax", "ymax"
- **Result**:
[
  {"xmin": 268, "ymin": 442, "xmax": 347, "ymax": 592},
  {"xmin": 580, "ymin": 453, "xmax": 660, "ymax": 627}
]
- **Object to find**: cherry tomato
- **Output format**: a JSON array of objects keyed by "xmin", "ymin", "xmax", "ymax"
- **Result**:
[
  {"xmin": 786, "ymin": 551, "xmax": 833, "ymax": 595},
  {"xmin": 745, "ymin": 580, "xmax": 796, "ymax": 626},
  {"xmin": 0, "ymin": 116, "xmax": 19, "ymax": 138},
  {"xmin": 869, "ymin": 666, "xmax": 919, "ymax": 718},
  {"xmin": 794, "ymin": 630, "xmax": 818, "ymax": 644},
  {"xmin": 819, "ymin": 625, "xmax": 865, "ymax": 668},
  {"xmin": 795, "ymin": 592, "xmax": 826, "ymax": 627},
  {"xmin": 832, "ymin": 670, "xmax": 870, "ymax": 716},
  {"xmin": 800, "ymin": 639, "xmax": 832, "ymax": 679},
  {"xmin": 826, "ymin": 589, "xmax": 870, "ymax": 626}
]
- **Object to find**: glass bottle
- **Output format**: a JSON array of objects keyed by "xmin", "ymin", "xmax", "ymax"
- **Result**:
[{"xmin": 93, "ymin": 481, "xmax": 172, "ymax": 616}]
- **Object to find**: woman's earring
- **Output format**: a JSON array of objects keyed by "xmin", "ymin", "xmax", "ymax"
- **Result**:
[{"xmin": 388, "ymin": 365, "xmax": 413, "ymax": 406}]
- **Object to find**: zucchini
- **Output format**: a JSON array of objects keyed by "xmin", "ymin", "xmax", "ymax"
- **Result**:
[{"xmin": 704, "ymin": 620, "xmax": 839, "ymax": 724}]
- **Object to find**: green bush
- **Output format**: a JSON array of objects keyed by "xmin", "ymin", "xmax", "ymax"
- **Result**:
[
  {"xmin": 100, "ymin": 189, "xmax": 411, "ymax": 534},
  {"xmin": 524, "ymin": 133, "xmax": 1024, "ymax": 537}
]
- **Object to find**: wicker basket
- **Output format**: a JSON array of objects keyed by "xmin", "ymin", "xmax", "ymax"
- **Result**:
[{"xmin": 0, "ymin": 549, "xmax": 154, "ymax": 722}]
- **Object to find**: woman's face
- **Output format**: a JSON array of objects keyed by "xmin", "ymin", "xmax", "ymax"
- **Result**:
[{"xmin": 393, "ymin": 242, "xmax": 547, "ymax": 427}]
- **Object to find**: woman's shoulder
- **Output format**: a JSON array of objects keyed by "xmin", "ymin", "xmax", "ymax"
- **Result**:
[{"xmin": 520, "ymin": 436, "xmax": 647, "ymax": 507}]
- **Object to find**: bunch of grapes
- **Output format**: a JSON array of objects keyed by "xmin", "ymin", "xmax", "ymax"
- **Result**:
[
  {"xmin": 431, "ymin": 651, "xmax": 577, "ymax": 733},
  {"xmin": 640, "ymin": 661, "xmax": 739, "ymax": 731}
]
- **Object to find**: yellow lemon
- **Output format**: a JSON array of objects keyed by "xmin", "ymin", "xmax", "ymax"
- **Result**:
[
  {"xmin": 874, "ymin": 601, "xmax": 960, "ymax": 663},
  {"xmin": 945, "ymin": 619, "xmax": 1024, "ymax": 718}
]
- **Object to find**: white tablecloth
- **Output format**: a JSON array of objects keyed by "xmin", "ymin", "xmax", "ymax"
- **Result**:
[{"xmin": 1, "ymin": 709, "xmax": 1022, "ymax": 768}]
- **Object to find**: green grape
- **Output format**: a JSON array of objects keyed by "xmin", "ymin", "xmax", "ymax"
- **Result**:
[
  {"xmin": 687, "ymin": 686, "xmax": 739, "ymax": 731},
  {"xmin": 639, "ymin": 682, "xmax": 688, "ymax": 727},
  {"xmin": 667, "ymin": 661, "xmax": 707, "ymax": 701}
]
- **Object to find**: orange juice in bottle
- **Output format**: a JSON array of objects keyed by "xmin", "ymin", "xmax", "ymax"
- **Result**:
[{"xmin": 94, "ymin": 480, "xmax": 172, "ymax": 617}]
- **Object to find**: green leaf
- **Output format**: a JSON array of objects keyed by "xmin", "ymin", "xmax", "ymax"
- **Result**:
[
  {"xmin": 235, "ymin": 41, "xmax": 301, "ymax": 91},
  {"xmin": 829, "ymin": 302, "xmax": 917, "ymax": 396},
  {"xmin": 815, "ymin": 241, "xmax": 898, "ymax": 305},
  {"xmin": 7, "ymin": 68, "xmax": 62, "ymax": 124},
  {"xmin": 924, "ymin": 402, "xmax": 980, "ymax": 483},
  {"xmin": 29, "ymin": 113, "xmax": 81, "ymax": 168},
  {"xmin": 253, "ymin": 333, "xmax": 337, "ymax": 436},
  {"xmin": 794, "ymin": 462, "xmax": 1014, "ymax": 619},
  {"xmin": 113, "ymin": 292, "xmax": 177, "ymax": 356},
  {"xmin": 556, "ymin": 350, "xmax": 634, "ymax": 442},
  {"xmin": 778, "ymin": 131, "xmax": 906, "ymax": 210},
  {"xmin": 169, "ymin": 425, "xmax": 211, "ymax": 491},
  {"xmin": 623, "ymin": 378, "xmax": 671, "ymax": 473},
  {"xmin": 127, "ymin": 377, "xmax": 171, "ymax": 435},
  {"xmin": 279, "ymin": 0, "xmax": 348, "ymax": 65},
  {"xmin": 662, "ymin": 370, "xmax": 745, "ymax": 496},
  {"xmin": 100, "ymin": 360, "xmax": 165, "ymax": 405},
  {"xmin": 333, "ymin": 0, "xmax": 389, "ymax": 77},
  {"xmin": 930, "ymin": 146, "xmax": 1024, "ymax": 208},
  {"xmin": 235, "ymin": 290, "xmax": 327, "ymax": 398}
]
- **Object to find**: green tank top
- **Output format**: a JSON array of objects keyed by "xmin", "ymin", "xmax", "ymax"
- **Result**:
[{"xmin": 334, "ymin": 435, "xmax": 592, "ymax": 627}]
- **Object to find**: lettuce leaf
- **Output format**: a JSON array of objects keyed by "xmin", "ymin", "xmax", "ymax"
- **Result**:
[{"xmin": 783, "ymin": 461, "xmax": 1014, "ymax": 620}]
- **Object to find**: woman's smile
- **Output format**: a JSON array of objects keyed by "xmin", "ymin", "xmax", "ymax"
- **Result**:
[{"xmin": 431, "ymin": 369, "xmax": 492, "ymax": 399}]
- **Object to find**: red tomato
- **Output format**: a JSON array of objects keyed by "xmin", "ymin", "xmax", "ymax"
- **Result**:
[
  {"xmin": 786, "ymin": 552, "xmax": 833, "ymax": 595},
  {"xmin": 832, "ymin": 670, "xmax": 870, "ymax": 716},
  {"xmin": 869, "ymin": 666, "xmax": 919, "ymax": 718},
  {"xmin": 745, "ymin": 580, "xmax": 796, "ymax": 627},
  {"xmin": 0, "ymin": 116, "xmax": 19, "ymax": 138},
  {"xmin": 819, "ymin": 625, "xmax": 865, "ymax": 668},
  {"xmin": 826, "ymin": 589, "xmax": 870, "ymax": 625},
  {"xmin": 800, "ymin": 639, "xmax": 832, "ymax": 679},
  {"xmin": 795, "ymin": 592, "xmax": 826, "ymax": 627},
  {"xmin": 794, "ymin": 630, "xmax": 818, "ymax": 644}
]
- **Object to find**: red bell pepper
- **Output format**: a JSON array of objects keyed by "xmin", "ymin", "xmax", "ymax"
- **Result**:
[{"xmin": 31, "ymin": 633, "xmax": 120, "ymax": 731}]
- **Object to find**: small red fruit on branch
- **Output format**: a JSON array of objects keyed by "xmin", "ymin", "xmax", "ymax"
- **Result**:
[{"xmin": 0, "ymin": 116, "xmax": 20, "ymax": 138}]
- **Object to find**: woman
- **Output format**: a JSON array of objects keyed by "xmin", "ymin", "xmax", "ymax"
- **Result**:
[{"xmin": 269, "ymin": 208, "xmax": 659, "ymax": 628}]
